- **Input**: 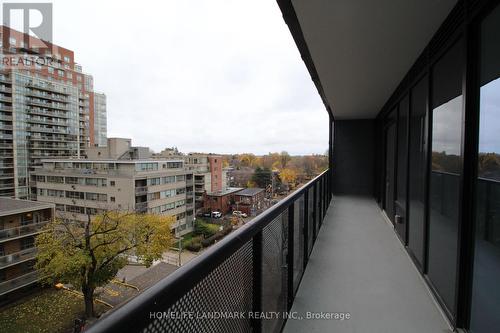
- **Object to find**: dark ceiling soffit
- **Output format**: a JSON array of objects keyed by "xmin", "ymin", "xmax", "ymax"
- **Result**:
[{"xmin": 276, "ymin": 0, "xmax": 334, "ymax": 120}]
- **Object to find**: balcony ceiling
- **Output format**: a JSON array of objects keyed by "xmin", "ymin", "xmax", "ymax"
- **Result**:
[{"xmin": 286, "ymin": 0, "xmax": 457, "ymax": 119}]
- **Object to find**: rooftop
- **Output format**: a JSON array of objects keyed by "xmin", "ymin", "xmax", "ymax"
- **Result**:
[
  {"xmin": 206, "ymin": 187, "xmax": 244, "ymax": 197},
  {"xmin": 0, "ymin": 198, "xmax": 54, "ymax": 217},
  {"xmin": 235, "ymin": 187, "xmax": 264, "ymax": 196},
  {"xmin": 40, "ymin": 159, "xmax": 184, "ymax": 164}
]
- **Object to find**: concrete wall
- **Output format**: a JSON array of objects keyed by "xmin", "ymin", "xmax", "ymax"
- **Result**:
[{"xmin": 332, "ymin": 119, "xmax": 375, "ymax": 195}]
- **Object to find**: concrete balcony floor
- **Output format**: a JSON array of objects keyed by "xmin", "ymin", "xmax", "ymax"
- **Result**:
[{"xmin": 284, "ymin": 195, "xmax": 452, "ymax": 333}]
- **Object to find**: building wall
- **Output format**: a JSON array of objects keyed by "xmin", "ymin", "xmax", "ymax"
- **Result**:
[
  {"xmin": 208, "ymin": 156, "xmax": 222, "ymax": 192},
  {"xmin": 93, "ymin": 93, "xmax": 107, "ymax": 147},
  {"xmin": 204, "ymin": 194, "xmax": 234, "ymax": 215},
  {"xmin": 332, "ymin": 119, "xmax": 375, "ymax": 195},
  {"xmin": 33, "ymin": 160, "xmax": 193, "ymax": 236},
  {"xmin": 0, "ymin": 26, "xmax": 106, "ymax": 199}
]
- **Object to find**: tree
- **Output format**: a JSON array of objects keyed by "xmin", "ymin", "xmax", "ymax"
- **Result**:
[
  {"xmin": 280, "ymin": 168, "xmax": 298, "ymax": 186},
  {"xmin": 35, "ymin": 212, "xmax": 173, "ymax": 318},
  {"xmin": 279, "ymin": 151, "xmax": 291, "ymax": 169},
  {"xmin": 251, "ymin": 167, "xmax": 272, "ymax": 188}
]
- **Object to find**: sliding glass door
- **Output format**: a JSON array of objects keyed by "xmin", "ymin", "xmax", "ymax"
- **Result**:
[
  {"xmin": 428, "ymin": 39, "xmax": 464, "ymax": 317},
  {"xmin": 470, "ymin": 4, "xmax": 500, "ymax": 332}
]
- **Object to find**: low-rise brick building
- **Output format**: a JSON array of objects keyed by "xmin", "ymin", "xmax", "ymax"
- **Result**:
[
  {"xmin": 233, "ymin": 188, "xmax": 266, "ymax": 217},
  {"xmin": 203, "ymin": 188, "xmax": 243, "ymax": 215}
]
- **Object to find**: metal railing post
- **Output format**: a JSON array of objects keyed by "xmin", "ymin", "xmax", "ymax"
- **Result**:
[
  {"xmin": 313, "ymin": 184, "xmax": 317, "ymax": 242},
  {"xmin": 287, "ymin": 202, "xmax": 295, "ymax": 310},
  {"xmin": 252, "ymin": 231, "xmax": 263, "ymax": 333},
  {"xmin": 303, "ymin": 189, "xmax": 309, "ymax": 268}
]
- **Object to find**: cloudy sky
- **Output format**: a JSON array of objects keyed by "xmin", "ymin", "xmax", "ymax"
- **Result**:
[{"xmin": 6, "ymin": 0, "xmax": 329, "ymax": 155}]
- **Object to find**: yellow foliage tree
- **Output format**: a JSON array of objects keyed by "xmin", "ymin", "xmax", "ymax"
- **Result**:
[
  {"xmin": 35, "ymin": 212, "xmax": 173, "ymax": 318},
  {"xmin": 280, "ymin": 168, "xmax": 298, "ymax": 186}
]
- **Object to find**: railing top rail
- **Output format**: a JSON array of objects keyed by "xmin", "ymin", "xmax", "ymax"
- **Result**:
[{"xmin": 86, "ymin": 169, "xmax": 329, "ymax": 333}]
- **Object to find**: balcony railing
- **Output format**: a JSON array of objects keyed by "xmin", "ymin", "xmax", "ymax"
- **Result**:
[
  {"xmin": 86, "ymin": 170, "xmax": 331, "ymax": 333},
  {"xmin": 135, "ymin": 202, "xmax": 148, "ymax": 213},
  {"xmin": 135, "ymin": 186, "xmax": 148, "ymax": 196},
  {"xmin": 0, "ymin": 247, "xmax": 37, "ymax": 268},
  {"xmin": 0, "ymin": 270, "xmax": 39, "ymax": 296},
  {"xmin": 0, "ymin": 220, "xmax": 50, "ymax": 243}
]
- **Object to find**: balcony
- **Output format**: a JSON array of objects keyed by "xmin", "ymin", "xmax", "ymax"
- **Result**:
[
  {"xmin": 0, "ymin": 220, "xmax": 50, "ymax": 243},
  {"xmin": 135, "ymin": 186, "xmax": 148, "ymax": 196},
  {"xmin": 0, "ymin": 270, "xmax": 39, "ymax": 296},
  {"xmin": 27, "ymin": 108, "xmax": 69, "ymax": 119},
  {"xmin": 0, "ymin": 247, "xmax": 37, "ymax": 269},
  {"xmin": 283, "ymin": 196, "xmax": 450, "ymax": 333},
  {"xmin": 135, "ymin": 202, "xmax": 148, "ymax": 213},
  {"xmin": 26, "ymin": 82, "xmax": 70, "ymax": 95},
  {"xmin": 0, "ymin": 76, "xmax": 11, "ymax": 84},
  {"xmin": 86, "ymin": 171, "xmax": 331, "ymax": 333},
  {"xmin": 86, "ymin": 171, "xmax": 452, "ymax": 333},
  {"xmin": 0, "ymin": 105, "xmax": 13, "ymax": 112}
]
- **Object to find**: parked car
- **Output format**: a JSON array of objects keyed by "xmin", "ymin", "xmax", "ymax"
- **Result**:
[
  {"xmin": 201, "ymin": 212, "xmax": 211, "ymax": 218},
  {"xmin": 211, "ymin": 211, "xmax": 222, "ymax": 218},
  {"xmin": 232, "ymin": 210, "xmax": 247, "ymax": 218}
]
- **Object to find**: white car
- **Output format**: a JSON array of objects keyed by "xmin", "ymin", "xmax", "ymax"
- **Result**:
[
  {"xmin": 211, "ymin": 211, "xmax": 222, "ymax": 218},
  {"xmin": 232, "ymin": 210, "xmax": 247, "ymax": 218}
]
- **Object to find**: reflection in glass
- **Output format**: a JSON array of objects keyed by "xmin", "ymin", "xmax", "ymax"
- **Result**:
[
  {"xmin": 428, "ymin": 39, "xmax": 464, "ymax": 316},
  {"xmin": 408, "ymin": 76, "xmax": 428, "ymax": 266},
  {"xmin": 471, "ymin": 4, "xmax": 500, "ymax": 332}
]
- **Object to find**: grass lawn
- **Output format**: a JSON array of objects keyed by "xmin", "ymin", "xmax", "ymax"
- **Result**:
[{"xmin": 0, "ymin": 288, "xmax": 108, "ymax": 333}]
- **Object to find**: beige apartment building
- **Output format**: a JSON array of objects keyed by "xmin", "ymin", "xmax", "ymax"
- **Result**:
[
  {"xmin": 32, "ymin": 139, "xmax": 195, "ymax": 236},
  {"xmin": 0, "ymin": 198, "xmax": 54, "ymax": 300}
]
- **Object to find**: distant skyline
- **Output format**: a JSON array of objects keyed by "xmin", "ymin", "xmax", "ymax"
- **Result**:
[{"xmin": 3, "ymin": 0, "xmax": 328, "ymax": 155}]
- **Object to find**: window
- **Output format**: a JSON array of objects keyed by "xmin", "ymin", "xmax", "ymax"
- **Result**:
[
  {"xmin": 470, "ymin": 5, "xmax": 500, "ymax": 332},
  {"xmin": 428, "ymin": 38, "xmax": 464, "ymax": 315},
  {"xmin": 57, "ymin": 70, "xmax": 64, "ymax": 76},
  {"xmin": 110, "ymin": 181, "xmax": 115, "ymax": 186},
  {"xmin": 148, "ymin": 177, "xmax": 161, "ymax": 186},
  {"xmin": 9, "ymin": 37, "xmax": 16, "ymax": 45},
  {"xmin": 47, "ymin": 176, "xmax": 64, "ymax": 183},
  {"xmin": 407, "ymin": 75, "xmax": 428, "ymax": 267},
  {"xmin": 63, "ymin": 55, "xmax": 70, "ymax": 63},
  {"xmin": 136, "ymin": 163, "xmax": 158, "ymax": 171},
  {"xmin": 66, "ymin": 205, "xmax": 85, "ymax": 214},
  {"xmin": 166, "ymin": 162, "xmax": 182, "ymax": 169},
  {"xmin": 162, "ymin": 176, "xmax": 175, "ymax": 184},
  {"xmin": 21, "ymin": 237, "xmax": 35, "ymax": 250},
  {"xmin": 110, "ymin": 196, "xmax": 115, "ymax": 202},
  {"xmin": 85, "ymin": 192, "xmax": 107, "ymax": 201},
  {"xmin": 66, "ymin": 191, "xmax": 85, "ymax": 199}
]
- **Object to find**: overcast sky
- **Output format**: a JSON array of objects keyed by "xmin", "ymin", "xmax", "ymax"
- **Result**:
[{"xmin": 5, "ymin": 0, "xmax": 329, "ymax": 155}]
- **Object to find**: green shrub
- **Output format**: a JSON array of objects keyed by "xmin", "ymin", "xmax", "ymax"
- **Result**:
[
  {"xmin": 194, "ymin": 220, "xmax": 220, "ymax": 238},
  {"xmin": 184, "ymin": 235, "xmax": 203, "ymax": 252},
  {"xmin": 200, "ymin": 226, "xmax": 233, "ymax": 247}
]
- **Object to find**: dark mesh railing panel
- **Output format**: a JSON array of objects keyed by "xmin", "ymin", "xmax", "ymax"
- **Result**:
[
  {"xmin": 143, "ymin": 241, "xmax": 254, "ymax": 333},
  {"xmin": 308, "ymin": 187, "xmax": 314, "ymax": 255},
  {"xmin": 261, "ymin": 212, "xmax": 288, "ymax": 333},
  {"xmin": 293, "ymin": 195, "xmax": 305, "ymax": 292},
  {"xmin": 85, "ymin": 171, "xmax": 331, "ymax": 333},
  {"xmin": 316, "ymin": 183, "xmax": 321, "ymax": 231}
]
